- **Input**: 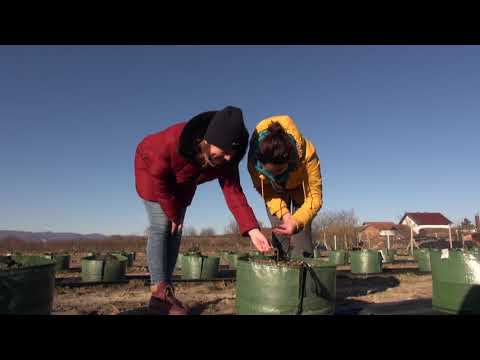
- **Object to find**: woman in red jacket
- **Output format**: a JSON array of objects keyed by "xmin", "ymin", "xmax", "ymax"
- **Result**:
[{"xmin": 135, "ymin": 106, "xmax": 271, "ymax": 315}]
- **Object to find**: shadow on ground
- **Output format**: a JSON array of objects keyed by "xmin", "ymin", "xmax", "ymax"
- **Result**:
[
  {"xmin": 335, "ymin": 298, "xmax": 441, "ymax": 315},
  {"xmin": 119, "ymin": 299, "xmax": 226, "ymax": 316},
  {"xmin": 336, "ymin": 275, "xmax": 401, "ymax": 299}
]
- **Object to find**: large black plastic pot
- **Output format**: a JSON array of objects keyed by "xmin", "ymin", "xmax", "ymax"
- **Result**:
[{"xmin": 0, "ymin": 255, "xmax": 56, "ymax": 314}]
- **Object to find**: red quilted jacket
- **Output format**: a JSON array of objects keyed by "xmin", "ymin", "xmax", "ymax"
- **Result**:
[{"xmin": 134, "ymin": 119, "xmax": 259, "ymax": 236}]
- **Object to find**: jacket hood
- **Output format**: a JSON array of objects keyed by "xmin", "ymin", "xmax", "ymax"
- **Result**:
[{"xmin": 178, "ymin": 111, "xmax": 216, "ymax": 163}]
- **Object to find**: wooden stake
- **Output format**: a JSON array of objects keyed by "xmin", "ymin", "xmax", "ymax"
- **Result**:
[
  {"xmin": 410, "ymin": 226, "xmax": 414, "ymax": 256},
  {"xmin": 387, "ymin": 234, "xmax": 390, "ymax": 250},
  {"xmin": 448, "ymin": 225, "xmax": 452, "ymax": 249},
  {"xmin": 334, "ymin": 235, "xmax": 337, "ymax": 250}
]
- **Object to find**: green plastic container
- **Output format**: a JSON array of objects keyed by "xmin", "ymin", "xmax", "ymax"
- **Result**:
[
  {"xmin": 111, "ymin": 251, "xmax": 135, "ymax": 267},
  {"xmin": 313, "ymin": 248, "xmax": 326, "ymax": 258},
  {"xmin": 219, "ymin": 251, "xmax": 247, "ymax": 269},
  {"xmin": 181, "ymin": 254, "xmax": 220, "ymax": 280},
  {"xmin": 236, "ymin": 255, "xmax": 336, "ymax": 315},
  {"xmin": 378, "ymin": 249, "xmax": 396, "ymax": 264},
  {"xmin": 0, "ymin": 255, "xmax": 56, "ymax": 314},
  {"xmin": 350, "ymin": 250, "xmax": 383, "ymax": 274},
  {"xmin": 329, "ymin": 250, "xmax": 348, "ymax": 266},
  {"xmin": 430, "ymin": 249, "xmax": 480, "ymax": 314},
  {"xmin": 80, "ymin": 254, "xmax": 128, "ymax": 282},
  {"xmin": 42, "ymin": 253, "xmax": 70, "ymax": 272},
  {"xmin": 413, "ymin": 249, "xmax": 431, "ymax": 272},
  {"xmin": 175, "ymin": 253, "xmax": 184, "ymax": 271}
]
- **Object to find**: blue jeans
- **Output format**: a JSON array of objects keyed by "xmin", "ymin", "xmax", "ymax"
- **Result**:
[
  {"xmin": 266, "ymin": 200, "xmax": 313, "ymax": 258},
  {"xmin": 143, "ymin": 200, "xmax": 182, "ymax": 284}
]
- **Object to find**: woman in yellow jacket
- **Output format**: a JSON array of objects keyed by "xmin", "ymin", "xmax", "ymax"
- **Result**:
[{"xmin": 247, "ymin": 115, "xmax": 323, "ymax": 258}]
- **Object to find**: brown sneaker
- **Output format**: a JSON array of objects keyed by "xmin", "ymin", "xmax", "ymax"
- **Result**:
[{"xmin": 149, "ymin": 281, "xmax": 189, "ymax": 315}]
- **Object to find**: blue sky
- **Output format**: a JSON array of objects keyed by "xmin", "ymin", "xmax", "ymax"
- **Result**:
[{"xmin": 0, "ymin": 45, "xmax": 479, "ymax": 235}]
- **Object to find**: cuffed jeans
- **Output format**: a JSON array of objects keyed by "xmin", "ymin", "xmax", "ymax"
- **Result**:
[{"xmin": 143, "ymin": 200, "xmax": 182, "ymax": 284}]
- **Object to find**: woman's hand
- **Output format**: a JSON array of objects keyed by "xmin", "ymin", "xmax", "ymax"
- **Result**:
[
  {"xmin": 248, "ymin": 228, "xmax": 272, "ymax": 252},
  {"xmin": 171, "ymin": 208, "xmax": 187, "ymax": 236},
  {"xmin": 272, "ymin": 212, "xmax": 298, "ymax": 236}
]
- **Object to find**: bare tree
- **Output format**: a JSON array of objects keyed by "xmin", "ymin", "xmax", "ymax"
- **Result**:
[
  {"xmin": 183, "ymin": 226, "xmax": 198, "ymax": 236},
  {"xmin": 396, "ymin": 212, "xmax": 407, "ymax": 223},
  {"xmin": 312, "ymin": 209, "xmax": 359, "ymax": 249},
  {"xmin": 461, "ymin": 218, "xmax": 475, "ymax": 231},
  {"xmin": 199, "ymin": 227, "xmax": 216, "ymax": 236},
  {"xmin": 224, "ymin": 218, "xmax": 240, "ymax": 235}
]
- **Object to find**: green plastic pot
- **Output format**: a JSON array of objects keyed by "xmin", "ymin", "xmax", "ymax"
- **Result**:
[
  {"xmin": 313, "ymin": 248, "xmax": 325, "ymax": 258},
  {"xmin": 42, "ymin": 253, "xmax": 70, "ymax": 272},
  {"xmin": 111, "ymin": 251, "xmax": 135, "ymax": 267},
  {"xmin": 329, "ymin": 250, "xmax": 348, "ymax": 266},
  {"xmin": 430, "ymin": 249, "xmax": 480, "ymax": 314},
  {"xmin": 0, "ymin": 255, "xmax": 56, "ymax": 314},
  {"xmin": 413, "ymin": 249, "xmax": 431, "ymax": 272},
  {"xmin": 181, "ymin": 254, "xmax": 219, "ymax": 280},
  {"xmin": 378, "ymin": 249, "xmax": 396, "ymax": 264},
  {"xmin": 347, "ymin": 251, "xmax": 357, "ymax": 264},
  {"xmin": 220, "ymin": 251, "xmax": 246, "ymax": 269},
  {"xmin": 350, "ymin": 250, "xmax": 383, "ymax": 274},
  {"xmin": 175, "ymin": 253, "xmax": 184, "ymax": 271},
  {"xmin": 80, "ymin": 254, "xmax": 128, "ymax": 282},
  {"xmin": 235, "ymin": 255, "xmax": 336, "ymax": 315}
]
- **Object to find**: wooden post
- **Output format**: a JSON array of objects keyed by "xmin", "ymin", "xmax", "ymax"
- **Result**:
[
  {"xmin": 334, "ymin": 235, "xmax": 337, "ymax": 250},
  {"xmin": 387, "ymin": 234, "xmax": 390, "ymax": 250},
  {"xmin": 462, "ymin": 233, "xmax": 465, "ymax": 248},
  {"xmin": 449, "ymin": 225, "xmax": 453, "ymax": 249},
  {"xmin": 323, "ymin": 231, "xmax": 327, "ymax": 249},
  {"xmin": 344, "ymin": 234, "xmax": 347, "ymax": 250},
  {"xmin": 410, "ymin": 226, "xmax": 414, "ymax": 256}
]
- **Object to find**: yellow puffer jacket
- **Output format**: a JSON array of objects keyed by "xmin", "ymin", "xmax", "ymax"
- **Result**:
[{"xmin": 247, "ymin": 115, "xmax": 323, "ymax": 231}]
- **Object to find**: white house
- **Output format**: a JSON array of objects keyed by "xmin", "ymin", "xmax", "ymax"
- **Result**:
[{"xmin": 399, "ymin": 212, "xmax": 452, "ymax": 235}]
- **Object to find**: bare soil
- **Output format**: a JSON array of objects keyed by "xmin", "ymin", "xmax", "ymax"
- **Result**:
[{"xmin": 51, "ymin": 251, "xmax": 434, "ymax": 315}]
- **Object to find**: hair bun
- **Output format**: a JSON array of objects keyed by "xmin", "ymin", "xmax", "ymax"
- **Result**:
[{"xmin": 267, "ymin": 122, "xmax": 284, "ymax": 135}]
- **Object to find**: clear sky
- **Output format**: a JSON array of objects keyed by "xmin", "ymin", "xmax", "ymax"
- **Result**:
[{"xmin": 1, "ymin": 45, "xmax": 479, "ymax": 235}]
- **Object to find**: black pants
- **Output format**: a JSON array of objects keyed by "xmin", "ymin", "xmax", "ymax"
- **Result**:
[{"xmin": 266, "ymin": 200, "xmax": 314, "ymax": 259}]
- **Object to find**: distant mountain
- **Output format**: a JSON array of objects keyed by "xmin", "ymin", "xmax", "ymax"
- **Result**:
[{"xmin": 0, "ymin": 230, "xmax": 108, "ymax": 241}]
